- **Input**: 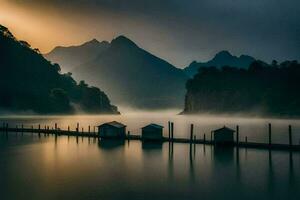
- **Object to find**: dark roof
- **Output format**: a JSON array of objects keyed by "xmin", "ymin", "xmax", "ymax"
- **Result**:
[
  {"xmin": 142, "ymin": 123, "xmax": 164, "ymax": 129},
  {"xmin": 98, "ymin": 121, "xmax": 126, "ymax": 128},
  {"xmin": 212, "ymin": 126, "xmax": 235, "ymax": 133}
]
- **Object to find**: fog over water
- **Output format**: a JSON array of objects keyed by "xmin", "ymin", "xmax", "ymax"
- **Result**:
[{"xmin": 1, "ymin": 110, "xmax": 300, "ymax": 144}]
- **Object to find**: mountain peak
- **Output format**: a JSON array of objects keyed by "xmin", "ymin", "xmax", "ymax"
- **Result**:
[
  {"xmin": 83, "ymin": 38, "xmax": 100, "ymax": 46},
  {"xmin": 111, "ymin": 35, "xmax": 137, "ymax": 48},
  {"xmin": 214, "ymin": 50, "xmax": 233, "ymax": 59},
  {"xmin": 0, "ymin": 24, "xmax": 14, "ymax": 38},
  {"xmin": 79, "ymin": 39, "xmax": 110, "ymax": 49},
  {"xmin": 90, "ymin": 38, "xmax": 100, "ymax": 43}
]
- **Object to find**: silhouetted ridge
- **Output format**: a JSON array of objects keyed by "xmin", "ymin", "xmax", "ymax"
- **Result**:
[
  {"xmin": 182, "ymin": 60, "xmax": 300, "ymax": 117},
  {"xmin": 45, "ymin": 38, "xmax": 110, "ymax": 72},
  {"xmin": 111, "ymin": 35, "xmax": 138, "ymax": 48},
  {"xmin": 184, "ymin": 50, "xmax": 256, "ymax": 77},
  {"xmin": 0, "ymin": 25, "xmax": 119, "ymax": 114},
  {"xmin": 214, "ymin": 50, "xmax": 233, "ymax": 59}
]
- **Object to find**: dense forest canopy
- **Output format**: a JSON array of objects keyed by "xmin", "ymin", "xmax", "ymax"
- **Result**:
[
  {"xmin": 183, "ymin": 60, "xmax": 300, "ymax": 117},
  {"xmin": 0, "ymin": 25, "xmax": 119, "ymax": 114}
]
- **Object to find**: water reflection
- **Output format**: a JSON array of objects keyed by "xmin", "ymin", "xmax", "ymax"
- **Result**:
[
  {"xmin": 236, "ymin": 147, "xmax": 241, "ymax": 181},
  {"xmin": 98, "ymin": 139, "xmax": 125, "ymax": 150},
  {"xmin": 0, "ymin": 132, "xmax": 300, "ymax": 200},
  {"xmin": 142, "ymin": 141, "xmax": 163, "ymax": 150},
  {"xmin": 214, "ymin": 146, "xmax": 234, "ymax": 163},
  {"xmin": 288, "ymin": 151, "xmax": 295, "ymax": 199},
  {"xmin": 168, "ymin": 142, "xmax": 174, "ymax": 180}
]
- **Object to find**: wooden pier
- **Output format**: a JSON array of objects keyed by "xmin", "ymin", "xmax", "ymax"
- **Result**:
[{"xmin": 0, "ymin": 122, "xmax": 300, "ymax": 151}]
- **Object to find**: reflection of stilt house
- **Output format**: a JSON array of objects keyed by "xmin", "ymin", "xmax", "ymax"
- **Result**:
[
  {"xmin": 98, "ymin": 121, "xmax": 126, "ymax": 139},
  {"xmin": 142, "ymin": 124, "xmax": 164, "ymax": 141},
  {"xmin": 212, "ymin": 126, "xmax": 235, "ymax": 145}
]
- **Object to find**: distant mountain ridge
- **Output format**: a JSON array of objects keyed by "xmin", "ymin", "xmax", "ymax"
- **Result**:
[
  {"xmin": 46, "ymin": 35, "xmax": 188, "ymax": 109},
  {"xmin": 45, "ymin": 39, "xmax": 110, "ymax": 72},
  {"xmin": 184, "ymin": 50, "xmax": 256, "ymax": 77}
]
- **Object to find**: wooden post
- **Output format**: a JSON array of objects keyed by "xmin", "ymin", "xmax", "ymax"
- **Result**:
[
  {"xmin": 268, "ymin": 123, "xmax": 272, "ymax": 146},
  {"xmin": 68, "ymin": 126, "xmax": 70, "ymax": 132},
  {"xmin": 190, "ymin": 124, "xmax": 194, "ymax": 143},
  {"xmin": 88, "ymin": 125, "xmax": 91, "ymax": 133},
  {"xmin": 204, "ymin": 133, "xmax": 206, "ymax": 143},
  {"xmin": 55, "ymin": 123, "xmax": 57, "ymax": 130},
  {"xmin": 236, "ymin": 125, "xmax": 239, "ymax": 146},
  {"xmin": 289, "ymin": 125, "xmax": 292, "ymax": 147},
  {"xmin": 171, "ymin": 122, "xmax": 174, "ymax": 141},
  {"xmin": 76, "ymin": 123, "xmax": 79, "ymax": 132},
  {"xmin": 82, "ymin": 128, "xmax": 84, "ymax": 134},
  {"xmin": 127, "ymin": 131, "xmax": 130, "ymax": 139},
  {"xmin": 168, "ymin": 121, "xmax": 171, "ymax": 140},
  {"xmin": 245, "ymin": 136, "xmax": 248, "ymax": 144}
]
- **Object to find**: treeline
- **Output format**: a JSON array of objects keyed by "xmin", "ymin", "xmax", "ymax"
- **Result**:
[
  {"xmin": 0, "ymin": 25, "xmax": 119, "ymax": 114},
  {"xmin": 183, "ymin": 60, "xmax": 300, "ymax": 117}
]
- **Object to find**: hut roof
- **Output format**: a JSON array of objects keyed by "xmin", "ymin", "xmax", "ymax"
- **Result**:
[
  {"xmin": 142, "ymin": 123, "xmax": 164, "ymax": 130},
  {"xmin": 98, "ymin": 121, "xmax": 126, "ymax": 128},
  {"xmin": 212, "ymin": 126, "xmax": 235, "ymax": 133}
]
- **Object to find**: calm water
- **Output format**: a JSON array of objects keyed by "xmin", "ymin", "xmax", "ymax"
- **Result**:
[{"xmin": 0, "ymin": 112, "xmax": 300, "ymax": 200}]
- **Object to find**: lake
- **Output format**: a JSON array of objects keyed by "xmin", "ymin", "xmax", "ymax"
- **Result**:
[{"xmin": 0, "ymin": 111, "xmax": 300, "ymax": 200}]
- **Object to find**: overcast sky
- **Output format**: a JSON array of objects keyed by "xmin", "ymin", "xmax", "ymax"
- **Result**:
[{"xmin": 1, "ymin": 0, "xmax": 299, "ymax": 67}]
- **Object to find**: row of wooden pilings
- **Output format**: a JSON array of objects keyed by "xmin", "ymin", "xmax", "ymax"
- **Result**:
[
  {"xmin": 235, "ymin": 123, "xmax": 294, "ymax": 147},
  {"xmin": 1, "ymin": 121, "xmax": 299, "ymax": 150},
  {"xmin": 180, "ymin": 122, "xmax": 296, "ymax": 147},
  {"xmin": 1, "ymin": 122, "xmax": 98, "ymax": 136}
]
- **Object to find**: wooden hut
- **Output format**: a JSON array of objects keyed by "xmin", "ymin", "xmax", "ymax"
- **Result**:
[
  {"xmin": 98, "ymin": 121, "xmax": 126, "ymax": 139},
  {"xmin": 142, "ymin": 124, "xmax": 164, "ymax": 141},
  {"xmin": 212, "ymin": 126, "xmax": 235, "ymax": 145}
]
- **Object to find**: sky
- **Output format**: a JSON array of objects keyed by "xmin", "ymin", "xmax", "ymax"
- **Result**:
[{"xmin": 0, "ymin": 0, "xmax": 299, "ymax": 67}]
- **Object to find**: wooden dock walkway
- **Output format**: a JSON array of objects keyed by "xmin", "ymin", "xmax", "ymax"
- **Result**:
[{"xmin": 1, "ymin": 124, "xmax": 300, "ymax": 151}]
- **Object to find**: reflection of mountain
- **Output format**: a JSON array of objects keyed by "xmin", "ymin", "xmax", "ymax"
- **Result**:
[
  {"xmin": 0, "ymin": 25, "xmax": 119, "ymax": 114},
  {"xmin": 46, "ymin": 36, "xmax": 188, "ymax": 109},
  {"xmin": 184, "ymin": 51, "xmax": 255, "ymax": 77}
]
